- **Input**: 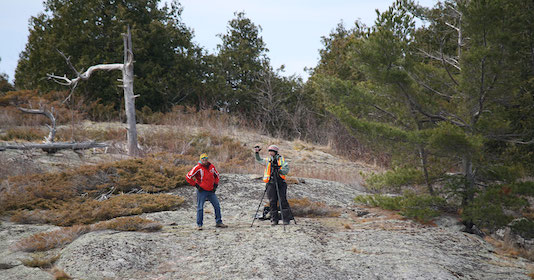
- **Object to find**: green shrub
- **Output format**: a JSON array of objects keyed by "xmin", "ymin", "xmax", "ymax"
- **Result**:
[
  {"xmin": 426, "ymin": 122, "xmax": 484, "ymax": 157},
  {"xmin": 355, "ymin": 192, "xmax": 445, "ymax": 223},
  {"xmin": 462, "ymin": 185, "xmax": 529, "ymax": 231},
  {"xmin": 511, "ymin": 181, "xmax": 534, "ymax": 196},
  {"xmin": 399, "ymin": 191, "xmax": 445, "ymax": 222},
  {"xmin": 364, "ymin": 167, "xmax": 424, "ymax": 192},
  {"xmin": 354, "ymin": 194, "xmax": 403, "ymax": 211},
  {"xmin": 479, "ymin": 164, "xmax": 524, "ymax": 183},
  {"xmin": 510, "ymin": 218, "xmax": 534, "ymax": 239}
]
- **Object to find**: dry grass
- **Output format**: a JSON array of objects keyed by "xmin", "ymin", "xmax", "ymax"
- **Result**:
[
  {"xmin": 1, "ymin": 157, "xmax": 187, "ymax": 225},
  {"xmin": 93, "ymin": 216, "xmax": 162, "ymax": 232},
  {"xmin": 20, "ymin": 253, "xmax": 60, "ymax": 268},
  {"xmin": 15, "ymin": 225, "xmax": 90, "ymax": 252},
  {"xmin": 290, "ymin": 166, "xmax": 364, "ymax": 185},
  {"xmin": 1, "ymin": 157, "xmax": 188, "ymax": 208},
  {"xmin": 288, "ymin": 198, "xmax": 341, "ymax": 217},
  {"xmin": 139, "ymin": 129, "xmax": 251, "ymax": 170},
  {"xmin": 0, "ymin": 126, "xmax": 47, "ymax": 141},
  {"xmin": 160, "ymin": 106, "xmax": 248, "ymax": 132},
  {"xmin": 0, "ymin": 90, "xmax": 85, "ymax": 127},
  {"xmin": 51, "ymin": 266, "xmax": 73, "ymax": 280},
  {"xmin": 15, "ymin": 217, "xmax": 162, "ymax": 252},
  {"xmin": 484, "ymin": 236, "xmax": 534, "ymax": 261},
  {"xmin": 56, "ymin": 126, "xmax": 127, "ymax": 143},
  {"xmin": 10, "ymin": 193, "xmax": 184, "ymax": 226}
]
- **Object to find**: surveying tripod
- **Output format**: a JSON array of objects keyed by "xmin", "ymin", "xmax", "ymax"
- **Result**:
[{"xmin": 251, "ymin": 157, "xmax": 296, "ymax": 231}]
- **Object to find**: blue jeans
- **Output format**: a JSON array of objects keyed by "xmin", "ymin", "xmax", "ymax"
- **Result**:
[{"xmin": 196, "ymin": 189, "xmax": 222, "ymax": 226}]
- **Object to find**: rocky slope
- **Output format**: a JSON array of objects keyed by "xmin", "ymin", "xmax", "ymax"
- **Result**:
[{"xmin": 1, "ymin": 174, "xmax": 533, "ymax": 280}]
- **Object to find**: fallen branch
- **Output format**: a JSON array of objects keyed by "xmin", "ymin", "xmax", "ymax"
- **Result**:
[{"xmin": 0, "ymin": 141, "xmax": 108, "ymax": 152}]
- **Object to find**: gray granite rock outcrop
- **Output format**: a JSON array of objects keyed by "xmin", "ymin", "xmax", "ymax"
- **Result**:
[{"xmin": 1, "ymin": 174, "xmax": 532, "ymax": 279}]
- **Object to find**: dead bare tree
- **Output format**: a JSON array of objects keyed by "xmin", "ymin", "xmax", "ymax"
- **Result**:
[
  {"xmin": 18, "ymin": 106, "xmax": 56, "ymax": 143},
  {"xmin": 47, "ymin": 26, "xmax": 139, "ymax": 156}
]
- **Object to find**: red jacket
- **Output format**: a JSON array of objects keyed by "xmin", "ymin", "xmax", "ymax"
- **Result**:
[{"xmin": 186, "ymin": 162, "xmax": 220, "ymax": 191}]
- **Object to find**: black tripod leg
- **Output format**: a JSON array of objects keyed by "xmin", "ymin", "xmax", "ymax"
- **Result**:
[
  {"xmin": 287, "ymin": 202, "xmax": 297, "ymax": 225},
  {"xmin": 251, "ymin": 185, "xmax": 268, "ymax": 227}
]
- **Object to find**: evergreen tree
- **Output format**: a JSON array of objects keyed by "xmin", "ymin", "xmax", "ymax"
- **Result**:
[
  {"xmin": 312, "ymin": 0, "xmax": 534, "ymax": 202},
  {"xmin": 215, "ymin": 11, "xmax": 269, "ymax": 115},
  {"xmin": 0, "ymin": 58, "xmax": 15, "ymax": 94},
  {"xmin": 15, "ymin": 0, "xmax": 202, "ymax": 112}
]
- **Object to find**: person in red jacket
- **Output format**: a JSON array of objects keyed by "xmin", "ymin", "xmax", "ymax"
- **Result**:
[{"xmin": 186, "ymin": 153, "xmax": 228, "ymax": 230}]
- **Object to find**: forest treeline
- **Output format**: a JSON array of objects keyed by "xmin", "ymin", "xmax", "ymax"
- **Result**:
[{"xmin": 1, "ymin": 0, "xmax": 534, "ymax": 241}]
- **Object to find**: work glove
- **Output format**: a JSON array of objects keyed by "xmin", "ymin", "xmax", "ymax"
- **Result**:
[
  {"xmin": 213, "ymin": 183, "xmax": 218, "ymax": 192},
  {"xmin": 195, "ymin": 183, "xmax": 202, "ymax": 192}
]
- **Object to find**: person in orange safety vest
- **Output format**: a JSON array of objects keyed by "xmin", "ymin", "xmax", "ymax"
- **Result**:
[{"xmin": 254, "ymin": 144, "xmax": 291, "ymax": 225}]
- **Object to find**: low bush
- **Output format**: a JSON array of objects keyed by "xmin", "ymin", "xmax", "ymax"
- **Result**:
[
  {"xmin": 0, "ymin": 90, "xmax": 85, "ymax": 126},
  {"xmin": 511, "ymin": 181, "xmax": 534, "ymax": 196},
  {"xmin": 510, "ymin": 218, "xmax": 534, "ymax": 239},
  {"xmin": 10, "ymin": 194, "xmax": 184, "ymax": 226},
  {"xmin": 93, "ymin": 216, "xmax": 162, "ymax": 232},
  {"xmin": 355, "ymin": 192, "xmax": 445, "ymax": 223},
  {"xmin": 287, "ymin": 198, "xmax": 340, "ymax": 217},
  {"xmin": 363, "ymin": 167, "xmax": 424, "ymax": 193},
  {"xmin": 20, "ymin": 253, "xmax": 60, "ymax": 268},
  {"xmin": 1, "ymin": 157, "xmax": 187, "ymax": 225},
  {"xmin": 137, "ymin": 106, "xmax": 165, "ymax": 124},
  {"xmin": 0, "ymin": 127, "xmax": 47, "ymax": 141},
  {"xmin": 462, "ymin": 185, "xmax": 529, "ymax": 232},
  {"xmin": 16, "ymin": 225, "xmax": 90, "ymax": 252},
  {"xmin": 15, "ymin": 217, "xmax": 162, "ymax": 252}
]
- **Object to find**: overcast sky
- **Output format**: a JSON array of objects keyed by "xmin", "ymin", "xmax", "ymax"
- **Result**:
[{"xmin": 0, "ymin": 0, "xmax": 438, "ymax": 83}]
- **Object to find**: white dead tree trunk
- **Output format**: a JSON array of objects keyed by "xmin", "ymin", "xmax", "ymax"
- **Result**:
[
  {"xmin": 121, "ymin": 27, "xmax": 138, "ymax": 156},
  {"xmin": 47, "ymin": 26, "xmax": 139, "ymax": 156},
  {"xmin": 18, "ymin": 106, "xmax": 56, "ymax": 143}
]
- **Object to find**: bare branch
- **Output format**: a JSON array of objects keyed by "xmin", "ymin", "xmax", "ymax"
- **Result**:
[
  {"xmin": 56, "ymin": 49, "xmax": 81, "ymax": 77},
  {"xmin": 18, "ymin": 106, "xmax": 57, "ymax": 143},
  {"xmin": 407, "ymin": 71, "xmax": 454, "ymax": 101},
  {"xmin": 372, "ymin": 104, "xmax": 410, "ymax": 129},
  {"xmin": 419, "ymin": 48, "xmax": 461, "ymax": 71},
  {"xmin": 445, "ymin": 22, "xmax": 460, "ymax": 32},
  {"xmin": 46, "ymin": 74, "xmax": 74, "ymax": 86},
  {"xmin": 495, "ymin": 138, "xmax": 534, "ymax": 145},
  {"xmin": 47, "ymin": 64, "xmax": 123, "ymax": 87},
  {"xmin": 440, "ymin": 38, "xmax": 460, "ymax": 86},
  {"xmin": 396, "ymin": 82, "xmax": 468, "ymax": 128}
]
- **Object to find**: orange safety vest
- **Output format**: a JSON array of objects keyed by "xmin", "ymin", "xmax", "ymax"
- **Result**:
[{"xmin": 263, "ymin": 156, "xmax": 286, "ymax": 183}]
